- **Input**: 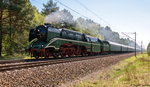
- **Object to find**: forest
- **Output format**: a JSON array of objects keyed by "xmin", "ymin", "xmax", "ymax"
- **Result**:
[{"xmin": 0, "ymin": 0, "xmax": 141, "ymax": 58}]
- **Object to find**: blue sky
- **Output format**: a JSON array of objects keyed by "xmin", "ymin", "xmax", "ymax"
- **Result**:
[{"xmin": 30, "ymin": 0, "xmax": 150, "ymax": 49}]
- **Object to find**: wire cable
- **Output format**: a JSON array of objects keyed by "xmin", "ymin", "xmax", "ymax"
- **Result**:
[
  {"xmin": 54, "ymin": 0, "xmax": 89, "ymax": 19},
  {"xmin": 73, "ymin": 0, "xmax": 120, "ymax": 31}
]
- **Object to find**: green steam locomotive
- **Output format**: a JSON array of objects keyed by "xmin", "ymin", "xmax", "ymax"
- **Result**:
[{"xmin": 26, "ymin": 24, "xmax": 136, "ymax": 59}]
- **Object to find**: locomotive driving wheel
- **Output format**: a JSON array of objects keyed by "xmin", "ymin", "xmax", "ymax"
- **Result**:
[
  {"xmin": 33, "ymin": 51, "xmax": 39, "ymax": 59},
  {"xmin": 67, "ymin": 48, "xmax": 72, "ymax": 57},
  {"xmin": 69, "ymin": 47, "xmax": 76, "ymax": 57},
  {"xmin": 35, "ymin": 56, "xmax": 39, "ymax": 59},
  {"xmin": 74, "ymin": 46, "xmax": 81, "ymax": 56},
  {"xmin": 52, "ymin": 51, "xmax": 60, "ymax": 58},
  {"xmin": 60, "ymin": 47, "xmax": 67, "ymax": 58},
  {"xmin": 44, "ymin": 49, "xmax": 50, "ymax": 58}
]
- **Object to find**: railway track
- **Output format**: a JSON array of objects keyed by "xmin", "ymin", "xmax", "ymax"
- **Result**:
[{"xmin": 0, "ymin": 53, "xmax": 130, "ymax": 72}]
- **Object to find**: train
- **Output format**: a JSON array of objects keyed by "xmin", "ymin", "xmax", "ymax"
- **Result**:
[{"xmin": 26, "ymin": 23, "xmax": 140, "ymax": 59}]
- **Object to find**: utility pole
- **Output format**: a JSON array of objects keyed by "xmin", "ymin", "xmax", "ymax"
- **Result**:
[
  {"xmin": 141, "ymin": 41, "xmax": 143, "ymax": 54},
  {"xmin": 135, "ymin": 32, "xmax": 136, "ymax": 57},
  {"xmin": 121, "ymin": 32, "xmax": 137, "ymax": 57}
]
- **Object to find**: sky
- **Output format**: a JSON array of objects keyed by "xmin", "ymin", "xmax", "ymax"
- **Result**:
[{"xmin": 30, "ymin": 0, "xmax": 150, "ymax": 49}]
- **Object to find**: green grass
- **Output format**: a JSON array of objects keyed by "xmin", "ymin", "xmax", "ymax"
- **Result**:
[
  {"xmin": 72, "ymin": 53, "xmax": 150, "ymax": 87},
  {"xmin": 0, "ymin": 53, "xmax": 31, "ymax": 60}
]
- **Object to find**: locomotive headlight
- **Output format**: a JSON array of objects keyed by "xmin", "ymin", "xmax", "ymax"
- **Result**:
[{"xmin": 41, "ymin": 45, "xmax": 44, "ymax": 47}]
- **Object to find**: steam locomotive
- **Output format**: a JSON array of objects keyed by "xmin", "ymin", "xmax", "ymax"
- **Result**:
[{"xmin": 26, "ymin": 24, "xmax": 139, "ymax": 59}]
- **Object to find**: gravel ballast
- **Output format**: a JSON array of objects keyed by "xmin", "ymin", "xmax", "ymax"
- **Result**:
[{"xmin": 0, "ymin": 53, "xmax": 134, "ymax": 87}]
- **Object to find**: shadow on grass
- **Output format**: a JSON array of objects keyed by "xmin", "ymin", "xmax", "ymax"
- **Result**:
[{"xmin": 0, "ymin": 53, "xmax": 30, "ymax": 60}]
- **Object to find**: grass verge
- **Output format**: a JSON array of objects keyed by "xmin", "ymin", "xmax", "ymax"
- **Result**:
[
  {"xmin": 73, "ymin": 53, "xmax": 150, "ymax": 87},
  {"xmin": 0, "ymin": 53, "xmax": 31, "ymax": 60}
]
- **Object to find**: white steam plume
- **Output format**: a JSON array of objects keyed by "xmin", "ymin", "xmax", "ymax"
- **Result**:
[{"xmin": 44, "ymin": 9, "xmax": 74, "ymax": 24}]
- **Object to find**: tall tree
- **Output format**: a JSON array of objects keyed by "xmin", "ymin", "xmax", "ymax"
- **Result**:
[
  {"xmin": 0, "ymin": 0, "xmax": 7, "ymax": 57},
  {"xmin": 4, "ymin": 0, "xmax": 34, "ymax": 54},
  {"xmin": 42, "ymin": 0, "xmax": 59, "ymax": 16},
  {"xmin": 0, "ymin": 3, "xmax": 3, "ymax": 57},
  {"xmin": 147, "ymin": 43, "xmax": 150, "ymax": 56},
  {"xmin": 31, "ymin": 6, "xmax": 44, "ymax": 27}
]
